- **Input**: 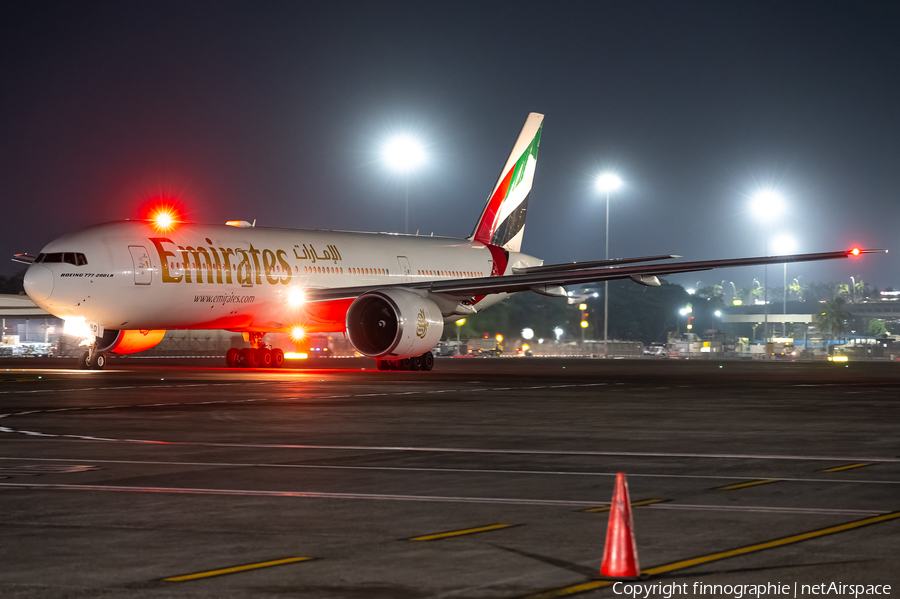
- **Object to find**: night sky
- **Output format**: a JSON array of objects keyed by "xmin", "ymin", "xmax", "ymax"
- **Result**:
[{"xmin": 3, "ymin": 1, "xmax": 898, "ymax": 292}]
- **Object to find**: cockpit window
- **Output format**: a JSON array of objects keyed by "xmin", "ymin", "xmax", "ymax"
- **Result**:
[{"xmin": 36, "ymin": 252, "xmax": 87, "ymax": 265}]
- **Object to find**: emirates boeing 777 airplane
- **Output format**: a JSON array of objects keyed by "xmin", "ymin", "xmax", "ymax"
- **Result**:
[{"xmin": 13, "ymin": 113, "xmax": 886, "ymax": 370}]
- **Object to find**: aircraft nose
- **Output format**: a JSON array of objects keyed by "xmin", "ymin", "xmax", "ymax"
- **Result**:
[{"xmin": 24, "ymin": 265, "xmax": 54, "ymax": 302}]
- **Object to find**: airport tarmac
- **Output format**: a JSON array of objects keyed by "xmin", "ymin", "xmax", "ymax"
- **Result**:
[{"xmin": 0, "ymin": 357, "xmax": 898, "ymax": 598}]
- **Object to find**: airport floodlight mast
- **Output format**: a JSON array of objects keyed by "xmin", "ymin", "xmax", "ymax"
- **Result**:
[
  {"xmin": 773, "ymin": 235, "xmax": 796, "ymax": 336},
  {"xmin": 751, "ymin": 189, "xmax": 785, "ymax": 351},
  {"xmin": 596, "ymin": 172, "xmax": 623, "ymax": 357},
  {"xmin": 383, "ymin": 136, "xmax": 426, "ymax": 234}
]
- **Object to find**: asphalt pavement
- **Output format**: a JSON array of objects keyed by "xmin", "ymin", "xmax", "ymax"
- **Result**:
[{"xmin": 1, "ymin": 357, "xmax": 898, "ymax": 598}]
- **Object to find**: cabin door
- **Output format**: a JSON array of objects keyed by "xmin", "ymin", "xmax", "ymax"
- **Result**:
[
  {"xmin": 128, "ymin": 245, "xmax": 152, "ymax": 285},
  {"xmin": 397, "ymin": 256, "xmax": 411, "ymax": 283}
]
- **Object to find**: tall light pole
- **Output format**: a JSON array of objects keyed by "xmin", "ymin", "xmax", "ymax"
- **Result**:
[
  {"xmin": 751, "ymin": 190, "xmax": 785, "ymax": 353},
  {"xmin": 596, "ymin": 172, "xmax": 623, "ymax": 358},
  {"xmin": 773, "ymin": 235, "xmax": 796, "ymax": 337},
  {"xmin": 383, "ymin": 136, "xmax": 426, "ymax": 233}
]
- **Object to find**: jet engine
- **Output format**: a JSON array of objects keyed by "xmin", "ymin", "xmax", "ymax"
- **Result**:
[
  {"xmin": 345, "ymin": 289, "xmax": 443, "ymax": 359},
  {"xmin": 95, "ymin": 329, "xmax": 166, "ymax": 355}
]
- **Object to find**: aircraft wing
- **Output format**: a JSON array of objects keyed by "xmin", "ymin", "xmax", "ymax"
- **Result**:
[{"xmin": 304, "ymin": 248, "xmax": 886, "ymax": 303}]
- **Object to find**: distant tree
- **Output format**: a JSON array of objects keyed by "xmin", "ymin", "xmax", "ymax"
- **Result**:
[
  {"xmin": 788, "ymin": 279, "xmax": 805, "ymax": 302},
  {"xmin": 697, "ymin": 283, "xmax": 723, "ymax": 299},
  {"xmin": 817, "ymin": 298, "xmax": 849, "ymax": 342},
  {"xmin": 867, "ymin": 319, "xmax": 888, "ymax": 337},
  {"xmin": 0, "ymin": 270, "xmax": 26, "ymax": 295},
  {"xmin": 806, "ymin": 281, "xmax": 839, "ymax": 302}
]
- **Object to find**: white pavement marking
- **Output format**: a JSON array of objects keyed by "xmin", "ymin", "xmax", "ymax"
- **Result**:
[
  {"xmin": 0, "ymin": 481, "xmax": 889, "ymax": 515},
  {"xmin": 0, "ymin": 456, "xmax": 896, "ymax": 485},
  {"xmin": 0, "ymin": 381, "xmax": 261, "ymax": 396},
  {"xmin": 3, "ymin": 382, "xmax": 900, "ymax": 465}
]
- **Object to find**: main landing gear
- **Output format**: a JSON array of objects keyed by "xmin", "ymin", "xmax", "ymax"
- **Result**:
[
  {"xmin": 226, "ymin": 332, "xmax": 284, "ymax": 369},
  {"xmin": 376, "ymin": 351, "xmax": 435, "ymax": 371}
]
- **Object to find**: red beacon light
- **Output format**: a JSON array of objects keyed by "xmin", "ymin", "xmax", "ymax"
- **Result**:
[
  {"xmin": 150, "ymin": 208, "xmax": 178, "ymax": 232},
  {"xmin": 849, "ymin": 247, "xmax": 861, "ymax": 256}
]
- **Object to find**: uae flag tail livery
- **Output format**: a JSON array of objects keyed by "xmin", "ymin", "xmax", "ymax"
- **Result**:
[{"xmin": 470, "ymin": 112, "xmax": 542, "ymax": 253}]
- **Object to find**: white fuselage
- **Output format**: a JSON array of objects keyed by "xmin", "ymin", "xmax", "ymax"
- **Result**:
[{"xmin": 24, "ymin": 221, "xmax": 542, "ymax": 334}]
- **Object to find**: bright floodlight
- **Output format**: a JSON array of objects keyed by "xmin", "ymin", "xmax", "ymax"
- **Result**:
[
  {"xmin": 715, "ymin": 310, "xmax": 722, "ymax": 317},
  {"xmin": 773, "ymin": 235, "xmax": 796, "ymax": 255},
  {"xmin": 751, "ymin": 189, "xmax": 785, "ymax": 220},
  {"xmin": 383, "ymin": 136, "xmax": 426, "ymax": 172},
  {"xmin": 596, "ymin": 172, "xmax": 623, "ymax": 193},
  {"xmin": 521, "ymin": 328, "xmax": 534, "ymax": 340}
]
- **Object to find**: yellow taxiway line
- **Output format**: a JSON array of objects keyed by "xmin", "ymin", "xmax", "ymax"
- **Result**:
[
  {"xmin": 164, "ymin": 556, "xmax": 313, "ymax": 582},
  {"xmin": 821, "ymin": 462, "xmax": 871, "ymax": 472},
  {"xmin": 715, "ymin": 478, "xmax": 781, "ymax": 490},
  {"xmin": 409, "ymin": 523, "xmax": 515, "ymax": 541},
  {"xmin": 517, "ymin": 510, "xmax": 900, "ymax": 599}
]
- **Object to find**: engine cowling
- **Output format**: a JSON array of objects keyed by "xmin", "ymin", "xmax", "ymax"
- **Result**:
[
  {"xmin": 345, "ymin": 289, "xmax": 443, "ymax": 359},
  {"xmin": 95, "ymin": 329, "xmax": 166, "ymax": 355}
]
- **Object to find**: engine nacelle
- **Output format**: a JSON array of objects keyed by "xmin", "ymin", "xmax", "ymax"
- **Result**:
[
  {"xmin": 345, "ymin": 289, "xmax": 443, "ymax": 359},
  {"xmin": 95, "ymin": 329, "xmax": 166, "ymax": 355}
]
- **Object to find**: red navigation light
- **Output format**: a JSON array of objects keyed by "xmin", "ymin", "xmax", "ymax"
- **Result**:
[
  {"xmin": 850, "ymin": 247, "xmax": 861, "ymax": 256},
  {"xmin": 152, "ymin": 208, "xmax": 176, "ymax": 231},
  {"xmin": 141, "ymin": 197, "xmax": 184, "ymax": 231}
]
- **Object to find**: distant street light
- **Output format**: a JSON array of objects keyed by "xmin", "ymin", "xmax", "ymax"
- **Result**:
[
  {"xmin": 383, "ymin": 136, "xmax": 426, "ymax": 234},
  {"xmin": 596, "ymin": 172, "xmax": 623, "ymax": 358},
  {"xmin": 751, "ymin": 189, "xmax": 786, "ymax": 350},
  {"xmin": 714, "ymin": 309, "xmax": 722, "ymax": 331},
  {"xmin": 521, "ymin": 328, "xmax": 534, "ymax": 340},
  {"xmin": 455, "ymin": 317, "xmax": 465, "ymax": 353}
]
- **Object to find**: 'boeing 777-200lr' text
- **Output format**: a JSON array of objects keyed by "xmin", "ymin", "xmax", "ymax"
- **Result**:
[{"xmin": 13, "ymin": 113, "xmax": 886, "ymax": 370}]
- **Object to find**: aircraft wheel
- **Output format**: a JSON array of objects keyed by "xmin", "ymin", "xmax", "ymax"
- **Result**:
[
  {"xmin": 90, "ymin": 353, "xmax": 106, "ymax": 370},
  {"xmin": 241, "ymin": 348, "xmax": 261, "ymax": 368},
  {"xmin": 78, "ymin": 350, "xmax": 91, "ymax": 370},
  {"xmin": 409, "ymin": 355, "xmax": 422, "ymax": 371},
  {"xmin": 259, "ymin": 348, "xmax": 273, "ymax": 368},
  {"xmin": 376, "ymin": 359, "xmax": 389, "ymax": 371},
  {"xmin": 226, "ymin": 348, "xmax": 240, "ymax": 368},
  {"xmin": 421, "ymin": 351, "xmax": 434, "ymax": 371},
  {"xmin": 272, "ymin": 348, "xmax": 284, "ymax": 368}
]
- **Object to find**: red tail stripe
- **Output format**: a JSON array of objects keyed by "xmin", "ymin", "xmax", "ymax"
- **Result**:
[{"xmin": 474, "ymin": 166, "xmax": 515, "ymax": 245}]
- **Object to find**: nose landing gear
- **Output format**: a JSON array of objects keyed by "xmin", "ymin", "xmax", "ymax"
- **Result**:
[{"xmin": 78, "ymin": 348, "xmax": 107, "ymax": 370}]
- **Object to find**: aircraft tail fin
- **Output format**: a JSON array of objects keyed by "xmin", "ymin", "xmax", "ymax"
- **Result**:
[{"xmin": 470, "ymin": 112, "xmax": 543, "ymax": 253}]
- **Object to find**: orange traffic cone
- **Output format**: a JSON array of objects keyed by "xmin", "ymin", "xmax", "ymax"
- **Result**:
[{"xmin": 599, "ymin": 472, "xmax": 641, "ymax": 579}]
